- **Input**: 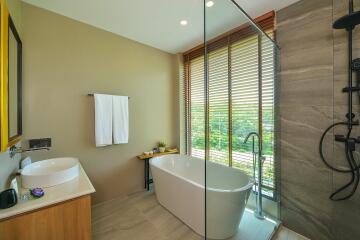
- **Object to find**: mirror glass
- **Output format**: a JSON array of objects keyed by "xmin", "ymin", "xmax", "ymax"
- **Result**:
[{"xmin": 8, "ymin": 17, "xmax": 22, "ymax": 140}]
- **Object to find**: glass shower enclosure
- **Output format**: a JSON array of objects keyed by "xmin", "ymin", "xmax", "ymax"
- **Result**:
[{"xmin": 203, "ymin": 0, "xmax": 281, "ymax": 239}]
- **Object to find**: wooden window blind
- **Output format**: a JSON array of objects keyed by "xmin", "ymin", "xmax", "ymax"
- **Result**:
[
  {"xmin": 189, "ymin": 56, "xmax": 205, "ymax": 159},
  {"xmin": 183, "ymin": 11, "xmax": 276, "ymax": 197},
  {"xmin": 208, "ymin": 46, "xmax": 229, "ymax": 165},
  {"xmin": 231, "ymin": 34, "xmax": 260, "ymax": 177}
]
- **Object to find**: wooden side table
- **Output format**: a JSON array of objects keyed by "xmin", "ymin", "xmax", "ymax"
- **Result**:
[{"xmin": 137, "ymin": 149, "xmax": 179, "ymax": 191}]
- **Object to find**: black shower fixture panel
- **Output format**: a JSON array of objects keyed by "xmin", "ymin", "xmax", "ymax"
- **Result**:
[{"xmin": 319, "ymin": 0, "xmax": 360, "ymax": 201}]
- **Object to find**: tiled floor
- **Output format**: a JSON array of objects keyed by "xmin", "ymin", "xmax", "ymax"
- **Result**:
[
  {"xmin": 234, "ymin": 209, "xmax": 278, "ymax": 239},
  {"xmin": 272, "ymin": 227, "xmax": 310, "ymax": 240},
  {"xmin": 92, "ymin": 191, "xmax": 308, "ymax": 240}
]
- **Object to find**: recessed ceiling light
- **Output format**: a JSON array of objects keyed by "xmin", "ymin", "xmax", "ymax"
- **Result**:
[
  {"xmin": 206, "ymin": 1, "xmax": 214, "ymax": 7},
  {"xmin": 180, "ymin": 20, "xmax": 188, "ymax": 26}
]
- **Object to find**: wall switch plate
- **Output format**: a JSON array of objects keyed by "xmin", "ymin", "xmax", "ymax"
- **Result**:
[{"xmin": 29, "ymin": 138, "xmax": 51, "ymax": 148}]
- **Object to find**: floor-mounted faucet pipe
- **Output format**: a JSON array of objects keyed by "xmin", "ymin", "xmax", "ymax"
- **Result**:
[{"xmin": 244, "ymin": 132, "xmax": 265, "ymax": 219}]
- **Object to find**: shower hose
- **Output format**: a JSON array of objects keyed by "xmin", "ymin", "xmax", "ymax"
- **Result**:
[{"xmin": 319, "ymin": 122, "xmax": 360, "ymax": 201}]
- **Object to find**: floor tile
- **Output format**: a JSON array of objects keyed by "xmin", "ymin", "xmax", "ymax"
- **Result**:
[{"xmin": 92, "ymin": 191, "xmax": 306, "ymax": 240}]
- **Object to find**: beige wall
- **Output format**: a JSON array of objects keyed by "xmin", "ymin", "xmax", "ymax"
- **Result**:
[
  {"xmin": 0, "ymin": 0, "xmax": 22, "ymax": 191},
  {"xmin": 22, "ymin": 3, "xmax": 179, "ymax": 204},
  {"xmin": 6, "ymin": 0, "xmax": 22, "ymax": 35}
]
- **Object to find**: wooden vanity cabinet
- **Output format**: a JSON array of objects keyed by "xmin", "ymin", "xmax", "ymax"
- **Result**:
[{"xmin": 0, "ymin": 195, "xmax": 91, "ymax": 240}]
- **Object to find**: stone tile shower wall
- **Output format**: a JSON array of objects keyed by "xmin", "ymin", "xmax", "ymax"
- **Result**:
[{"xmin": 278, "ymin": 0, "xmax": 360, "ymax": 239}]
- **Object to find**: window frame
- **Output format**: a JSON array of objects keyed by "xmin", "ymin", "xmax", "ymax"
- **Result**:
[{"xmin": 183, "ymin": 11, "xmax": 278, "ymax": 200}]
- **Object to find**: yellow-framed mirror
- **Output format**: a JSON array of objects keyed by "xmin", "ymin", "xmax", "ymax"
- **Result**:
[{"xmin": 0, "ymin": 0, "xmax": 22, "ymax": 152}]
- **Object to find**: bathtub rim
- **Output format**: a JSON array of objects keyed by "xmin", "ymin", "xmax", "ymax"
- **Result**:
[{"xmin": 150, "ymin": 154, "xmax": 254, "ymax": 193}]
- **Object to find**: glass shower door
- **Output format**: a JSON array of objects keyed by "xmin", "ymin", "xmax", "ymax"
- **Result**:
[{"xmin": 204, "ymin": 0, "xmax": 281, "ymax": 239}]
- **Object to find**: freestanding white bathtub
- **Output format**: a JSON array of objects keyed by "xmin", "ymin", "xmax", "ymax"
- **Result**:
[{"xmin": 150, "ymin": 154, "xmax": 254, "ymax": 239}]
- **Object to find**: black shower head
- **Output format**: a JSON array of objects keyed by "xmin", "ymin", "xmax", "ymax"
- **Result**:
[{"xmin": 333, "ymin": 11, "xmax": 360, "ymax": 29}]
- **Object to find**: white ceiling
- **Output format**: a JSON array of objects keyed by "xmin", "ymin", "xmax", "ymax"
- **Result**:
[{"xmin": 22, "ymin": 0, "xmax": 300, "ymax": 54}]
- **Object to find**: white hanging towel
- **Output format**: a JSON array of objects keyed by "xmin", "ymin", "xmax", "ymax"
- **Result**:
[
  {"xmin": 94, "ymin": 94, "xmax": 113, "ymax": 147},
  {"xmin": 112, "ymin": 95, "xmax": 129, "ymax": 144}
]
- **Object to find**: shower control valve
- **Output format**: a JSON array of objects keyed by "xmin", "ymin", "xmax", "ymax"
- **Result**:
[
  {"xmin": 334, "ymin": 134, "xmax": 360, "ymax": 142},
  {"xmin": 352, "ymin": 58, "xmax": 360, "ymax": 71},
  {"xmin": 335, "ymin": 135, "xmax": 346, "ymax": 142},
  {"xmin": 348, "ymin": 138, "xmax": 356, "ymax": 151},
  {"xmin": 334, "ymin": 135, "xmax": 360, "ymax": 151}
]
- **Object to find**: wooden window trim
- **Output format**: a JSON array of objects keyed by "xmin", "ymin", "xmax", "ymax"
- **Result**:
[{"xmin": 183, "ymin": 11, "xmax": 275, "ymax": 62}]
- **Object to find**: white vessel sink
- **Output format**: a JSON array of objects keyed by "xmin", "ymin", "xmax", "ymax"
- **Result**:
[{"xmin": 21, "ymin": 157, "xmax": 79, "ymax": 189}]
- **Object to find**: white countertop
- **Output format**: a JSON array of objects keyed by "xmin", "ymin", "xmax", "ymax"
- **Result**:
[{"xmin": 0, "ymin": 164, "xmax": 95, "ymax": 220}]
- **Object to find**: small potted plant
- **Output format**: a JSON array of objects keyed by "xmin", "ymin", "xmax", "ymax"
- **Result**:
[{"xmin": 158, "ymin": 141, "xmax": 166, "ymax": 153}]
